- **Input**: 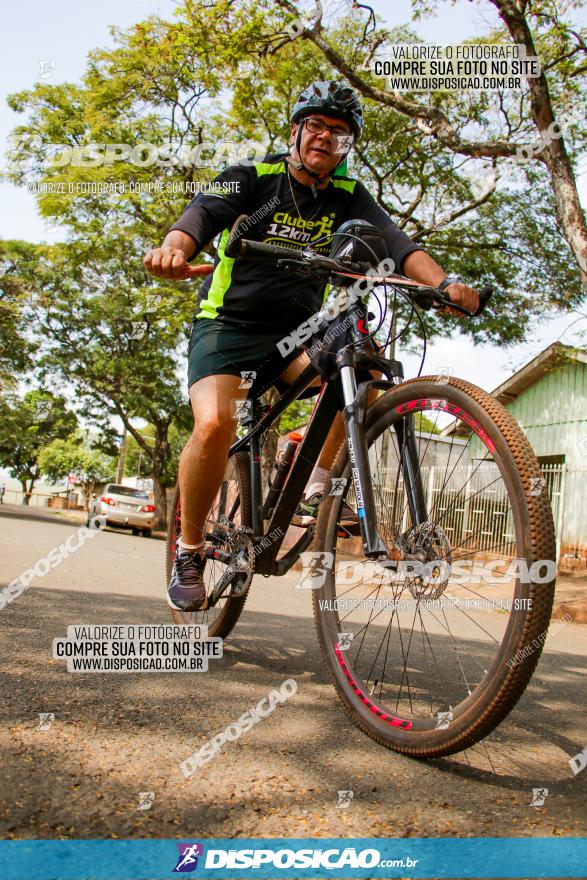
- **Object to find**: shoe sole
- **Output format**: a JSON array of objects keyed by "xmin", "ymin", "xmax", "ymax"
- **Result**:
[{"xmin": 166, "ymin": 592, "xmax": 209, "ymax": 613}]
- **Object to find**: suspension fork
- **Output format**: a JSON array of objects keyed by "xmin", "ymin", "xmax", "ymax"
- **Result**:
[
  {"xmin": 393, "ymin": 415, "xmax": 428, "ymax": 527},
  {"xmin": 337, "ymin": 360, "xmax": 388, "ymax": 557},
  {"xmin": 335, "ymin": 297, "xmax": 399, "ymax": 559},
  {"xmin": 336, "ymin": 303, "xmax": 429, "ymax": 553}
]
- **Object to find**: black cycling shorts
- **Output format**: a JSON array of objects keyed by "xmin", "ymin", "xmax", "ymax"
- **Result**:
[{"xmin": 186, "ymin": 317, "xmax": 320, "ymax": 399}]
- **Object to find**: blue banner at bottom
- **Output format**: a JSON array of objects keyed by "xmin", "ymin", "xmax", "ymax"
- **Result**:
[{"xmin": 0, "ymin": 837, "xmax": 585, "ymax": 879}]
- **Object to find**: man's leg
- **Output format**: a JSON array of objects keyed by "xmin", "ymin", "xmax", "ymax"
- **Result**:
[
  {"xmin": 278, "ymin": 348, "xmax": 382, "ymax": 525},
  {"xmin": 168, "ymin": 374, "xmax": 248, "ymax": 612},
  {"xmin": 278, "ymin": 348, "xmax": 383, "ymax": 473},
  {"xmin": 178, "ymin": 374, "xmax": 249, "ymax": 546}
]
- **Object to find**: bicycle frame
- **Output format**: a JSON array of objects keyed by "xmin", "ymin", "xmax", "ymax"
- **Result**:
[{"xmin": 224, "ymin": 300, "xmax": 430, "ymax": 578}]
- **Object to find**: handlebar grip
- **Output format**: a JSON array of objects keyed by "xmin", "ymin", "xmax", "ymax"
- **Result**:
[
  {"xmin": 472, "ymin": 285, "xmax": 493, "ymax": 317},
  {"xmin": 183, "ymin": 263, "xmax": 214, "ymax": 277},
  {"xmin": 229, "ymin": 237, "xmax": 305, "ymax": 263}
]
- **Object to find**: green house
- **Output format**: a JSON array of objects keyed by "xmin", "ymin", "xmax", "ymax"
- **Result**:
[{"xmin": 474, "ymin": 343, "xmax": 587, "ymax": 569}]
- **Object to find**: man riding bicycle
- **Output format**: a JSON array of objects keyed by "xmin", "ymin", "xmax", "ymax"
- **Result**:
[{"xmin": 144, "ymin": 81, "xmax": 479, "ymax": 613}]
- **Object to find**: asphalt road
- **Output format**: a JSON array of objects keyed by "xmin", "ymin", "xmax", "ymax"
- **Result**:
[{"xmin": 1, "ymin": 508, "xmax": 586, "ymax": 843}]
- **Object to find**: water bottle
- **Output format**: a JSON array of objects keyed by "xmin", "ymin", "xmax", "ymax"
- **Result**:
[{"xmin": 262, "ymin": 432, "xmax": 302, "ymax": 518}]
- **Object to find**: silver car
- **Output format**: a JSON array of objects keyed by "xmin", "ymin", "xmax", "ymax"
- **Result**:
[{"xmin": 88, "ymin": 484, "xmax": 155, "ymax": 537}]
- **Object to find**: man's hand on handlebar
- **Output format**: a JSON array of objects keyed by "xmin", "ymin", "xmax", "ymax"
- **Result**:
[
  {"xmin": 440, "ymin": 282, "xmax": 480, "ymax": 318},
  {"xmin": 144, "ymin": 247, "xmax": 188, "ymax": 279}
]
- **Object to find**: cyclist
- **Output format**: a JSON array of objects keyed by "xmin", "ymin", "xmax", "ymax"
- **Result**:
[{"xmin": 144, "ymin": 81, "xmax": 479, "ymax": 612}]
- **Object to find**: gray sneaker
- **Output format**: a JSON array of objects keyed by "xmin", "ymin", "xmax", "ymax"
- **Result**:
[{"xmin": 167, "ymin": 548, "xmax": 207, "ymax": 612}]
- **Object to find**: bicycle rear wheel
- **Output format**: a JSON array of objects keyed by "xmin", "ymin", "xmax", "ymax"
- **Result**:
[
  {"xmin": 313, "ymin": 377, "xmax": 556, "ymax": 757},
  {"xmin": 165, "ymin": 451, "xmax": 252, "ymax": 639}
]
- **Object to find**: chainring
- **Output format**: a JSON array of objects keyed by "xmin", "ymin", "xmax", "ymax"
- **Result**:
[{"xmin": 215, "ymin": 520, "xmax": 255, "ymax": 597}]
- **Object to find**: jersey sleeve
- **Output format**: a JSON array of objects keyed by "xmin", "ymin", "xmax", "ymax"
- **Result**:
[
  {"xmin": 351, "ymin": 181, "xmax": 423, "ymax": 272},
  {"xmin": 168, "ymin": 163, "xmax": 255, "ymax": 258}
]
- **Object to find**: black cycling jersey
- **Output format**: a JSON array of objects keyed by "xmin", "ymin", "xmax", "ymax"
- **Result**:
[{"xmin": 169, "ymin": 153, "xmax": 422, "ymax": 334}]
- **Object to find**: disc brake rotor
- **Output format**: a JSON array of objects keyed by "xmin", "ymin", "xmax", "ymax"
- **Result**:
[{"xmin": 402, "ymin": 522, "xmax": 452, "ymax": 600}]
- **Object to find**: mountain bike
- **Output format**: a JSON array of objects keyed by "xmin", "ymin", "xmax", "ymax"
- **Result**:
[{"xmin": 166, "ymin": 230, "xmax": 556, "ymax": 758}]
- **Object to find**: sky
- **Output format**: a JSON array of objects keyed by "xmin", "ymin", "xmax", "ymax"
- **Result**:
[{"xmin": 1, "ymin": 0, "xmax": 586, "ymax": 411}]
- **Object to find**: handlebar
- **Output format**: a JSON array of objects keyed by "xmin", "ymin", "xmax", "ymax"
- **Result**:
[{"xmin": 222, "ymin": 234, "xmax": 493, "ymax": 318}]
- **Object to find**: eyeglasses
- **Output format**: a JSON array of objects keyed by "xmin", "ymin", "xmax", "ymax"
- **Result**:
[{"xmin": 303, "ymin": 117, "xmax": 352, "ymax": 138}]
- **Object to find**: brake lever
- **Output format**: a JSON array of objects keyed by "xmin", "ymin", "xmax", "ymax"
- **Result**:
[
  {"xmin": 413, "ymin": 289, "xmax": 436, "ymax": 311},
  {"xmin": 277, "ymin": 253, "xmax": 343, "ymax": 279},
  {"xmin": 431, "ymin": 284, "xmax": 494, "ymax": 318},
  {"xmin": 277, "ymin": 256, "xmax": 314, "ymax": 276},
  {"xmin": 473, "ymin": 285, "xmax": 493, "ymax": 316}
]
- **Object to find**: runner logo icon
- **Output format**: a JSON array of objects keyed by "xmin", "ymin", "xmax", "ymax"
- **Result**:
[{"xmin": 173, "ymin": 843, "xmax": 204, "ymax": 873}]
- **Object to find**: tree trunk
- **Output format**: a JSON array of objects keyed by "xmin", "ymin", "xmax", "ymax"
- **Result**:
[
  {"xmin": 541, "ymin": 142, "xmax": 587, "ymax": 289},
  {"xmin": 20, "ymin": 479, "xmax": 30, "ymax": 505},
  {"xmin": 81, "ymin": 480, "xmax": 93, "ymax": 510},
  {"xmin": 152, "ymin": 474, "xmax": 167, "ymax": 531},
  {"xmin": 116, "ymin": 426, "xmax": 127, "ymax": 483},
  {"xmin": 151, "ymin": 426, "xmax": 170, "ymax": 531},
  {"xmin": 492, "ymin": 0, "xmax": 587, "ymax": 289}
]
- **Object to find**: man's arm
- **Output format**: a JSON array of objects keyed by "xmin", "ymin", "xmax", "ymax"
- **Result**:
[
  {"xmin": 144, "ymin": 163, "xmax": 253, "ymax": 280},
  {"xmin": 351, "ymin": 182, "xmax": 479, "ymax": 317}
]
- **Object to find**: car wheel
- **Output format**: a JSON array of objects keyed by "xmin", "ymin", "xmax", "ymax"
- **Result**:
[
  {"xmin": 131, "ymin": 527, "xmax": 141, "ymax": 536},
  {"xmin": 142, "ymin": 528, "xmax": 152, "ymax": 538}
]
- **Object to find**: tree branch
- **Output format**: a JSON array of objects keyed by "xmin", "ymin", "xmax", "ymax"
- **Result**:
[{"xmin": 273, "ymin": 1, "xmax": 523, "ymax": 159}]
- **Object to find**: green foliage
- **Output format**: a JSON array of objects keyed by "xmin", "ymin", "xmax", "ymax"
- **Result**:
[
  {"xmin": 38, "ymin": 435, "xmax": 115, "ymax": 507},
  {"xmin": 38, "ymin": 436, "xmax": 114, "ymax": 483},
  {"xmin": 0, "ymin": 241, "xmax": 36, "ymax": 388},
  {"xmin": 0, "ymin": 390, "xmax": 78, "ymax": 500},
  {"xmin": 2, "ymin": 0, "xmax": 585, "ymax": 522},
  {"xmin": 123, "ymin": 419, "xmax": 191, "ymax": 487},
  {"xmin": 276, "ymin": 396, "xmax": 315, "ymax": 435},
  {"xmin": 414, "ymin": 413, "xmax": 440, "ymax": 435}
]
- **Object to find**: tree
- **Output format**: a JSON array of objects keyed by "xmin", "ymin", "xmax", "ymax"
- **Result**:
[
  {"xmin": 5, "ymin": 5, "xmax": 583, "ymax": 355},
  {"xmin": 414, "ymin": 413, "xmax": 440, "ymax": 435},
  {"xmin": 277, "ymin": 396, "xmax": 315, "ymax": 435},
  {"xmin": 21, "ymin": 240, "xmax": 197, "ymax": 529},
  {"xmin": 123, "ymin": 420, "xmax": 192, "ymax": 488},
  {"xmin": 38, "ymin": 436, "xmax": 115, "ymax": 509},
  {"xmin": 266, "ymin": 0, "xmax": 587, "ymax": 287},
  {"xmin": 183, "ymin": 2, "xmax": 584, "ymax": 337},
  {"xmin": 0, "ymin": 241, "xmax": 35, "ymax": 389},
  {"xmin": 2, "ymin": 17, "xmax": 234, "ymax": 529},
  {"xmin": 0, "ymin": 391, "xmax": 78, "ymax": 503}
]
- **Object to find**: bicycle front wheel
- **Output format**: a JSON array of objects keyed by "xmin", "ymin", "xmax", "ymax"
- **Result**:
[{"xmin": 313, "ymin": 376, "xmax": 556, "ymax": 757}]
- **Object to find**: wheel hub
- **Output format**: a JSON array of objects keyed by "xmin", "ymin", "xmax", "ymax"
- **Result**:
[{"xmin": 402, "ymin": 522, "xmax": 452, "ymax": 600}]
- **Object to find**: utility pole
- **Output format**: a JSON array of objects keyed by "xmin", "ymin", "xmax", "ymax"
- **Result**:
[
  {"xmin": 116, "ymin": 426, "xmax": 127, "ymax": 483},
  {"xmin": 386, "ymin": 310, "xmax": 397, "ymax": 362}
]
